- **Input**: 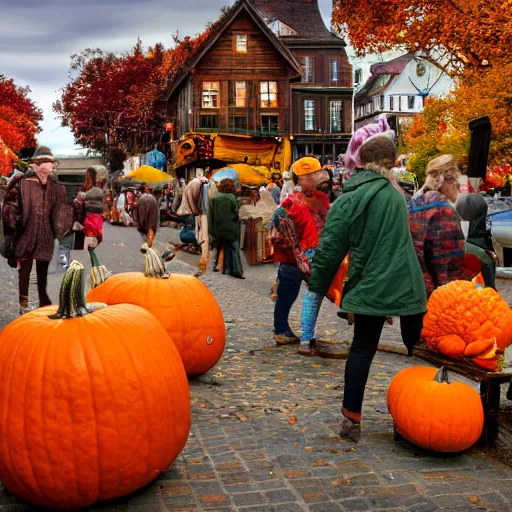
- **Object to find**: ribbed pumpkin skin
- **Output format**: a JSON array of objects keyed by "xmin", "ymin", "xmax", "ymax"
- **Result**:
[
  {"xmin": 387, "ymin": 366, "xmax": 483, "ymax": 452},
  {"xmin": 422, "ymin": 281, "xmax": 512, "ymax": 370},
  {"xmin": 87, "ymin": 273, "xmax": 226, "ymax": 376},
  {"xmin": 0, "ymin": 303, "xmax": 191, "ymax": 509}
]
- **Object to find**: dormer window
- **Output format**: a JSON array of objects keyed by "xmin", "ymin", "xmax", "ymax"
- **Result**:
[{"xmin": 236, "ymin": 34, "xmax": 247, "ymax": 53}]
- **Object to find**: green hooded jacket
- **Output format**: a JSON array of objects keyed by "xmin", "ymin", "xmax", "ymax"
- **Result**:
[{"xmin": 309, "ymin": 170, "xmax": 426, "ymax": 316}]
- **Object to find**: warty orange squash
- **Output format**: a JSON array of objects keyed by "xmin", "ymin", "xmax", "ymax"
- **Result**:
[
  {"xmin": 422, "ymin": 280, "xmax": 512, "ymax": 370},
  {"xmin": 87, "ymin": 244, "xmax": 226, "ymax": 376},
  {"xmin": 0, "ymin": 261, "xmax": 190, "ymax": 509}
]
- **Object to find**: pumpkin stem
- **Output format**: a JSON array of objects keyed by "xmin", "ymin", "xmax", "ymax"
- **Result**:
[
  {"xmin": 48, "ymin": 260, "xmax": 91, "ymax": 319},
  {"xmin": 88, "ymin": 247, "xmax": 100, "ymax": 268},
  {"xmin": 434, "ymin": 366, "xmax": 451, "ymax": 385},
  {"xmin": 141, "ymin": 243, "xmax": 170, "ymax": 279}
]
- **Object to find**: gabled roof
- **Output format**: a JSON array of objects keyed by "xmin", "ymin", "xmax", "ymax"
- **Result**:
[
  {"xmin": 355, "ymin": 53, "xmax": 415, "ymax": 105},
  {"xmin": 251, "ymin": 0, "xmax": 344, "ymax": 44},
  {"xmin": 166, "ymin": 0, "xmax": 302, "ymax": 100}
]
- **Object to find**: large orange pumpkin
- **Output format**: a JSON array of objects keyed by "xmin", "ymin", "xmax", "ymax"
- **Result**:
[
  {"xmin": 87, "ymin": 244, "xmax": 225, "ymax": 376},
  {"xmin": 0, "ymin": 261, "xmax": 190, "ymax": 509},
  {"xmin": 422, "ymin": 281, "xmax": 512, "ymax": 370},
  {"xmin": 388, "ymin": 366, "xmax": 483, "ymax": 452}
]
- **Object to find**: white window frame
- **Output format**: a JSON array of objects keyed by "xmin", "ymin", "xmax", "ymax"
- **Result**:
[
  {"xmin": 331, "ymin": 60, "xmax": 339, "ymax": 83},
  {"xmin": 330, "ymin": 100, "xmax": 343, "ymax": 133},
  {"xmin": 304, "ymin": 100, "xmax": 315, "ymax": 131},
  {"xmin": 303, "ymin": 57, "xmax": 315, "ymax": 83},
  {"xmin": 408, "ymin": 95, "xmax": 416, "ymax": 109},
  {"xmin": 236, "ymin": 34, "xmax": 247, "ymax": 53},
  {"xmin": 202, "ymin": 82, "xmax": 219, "ymax": 108}
]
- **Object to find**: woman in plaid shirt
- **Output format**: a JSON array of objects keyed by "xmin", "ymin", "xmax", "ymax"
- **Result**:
[{"xmin": 408, "ymin": 155, "xmax": 479, "ymax": 297}]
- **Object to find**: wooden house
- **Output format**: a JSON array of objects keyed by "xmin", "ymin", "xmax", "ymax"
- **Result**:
[
  {"xmin": 165, "ymin": 0, "xmax": 353, "ymax": 169},
  {"xmin": 253, "ymin": 0, "xmax": 353, "ymax": 162},
  {"xmin": 166, "ymin": 0, "xmax": 302, "ymax": 138}
]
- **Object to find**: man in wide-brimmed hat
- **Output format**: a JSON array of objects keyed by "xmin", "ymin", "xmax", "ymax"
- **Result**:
[{"xmin": 2, "ymin": 146, "xmax": 73, "ymax": 314}]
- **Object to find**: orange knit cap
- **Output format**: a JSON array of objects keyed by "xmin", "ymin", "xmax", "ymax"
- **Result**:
[{"xmin": 292, "ymin": 157, "xmax": 322, "ymax": 176}]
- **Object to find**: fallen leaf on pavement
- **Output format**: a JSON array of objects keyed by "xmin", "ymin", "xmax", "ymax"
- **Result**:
[{"xmin": 288, "ymin": 415, "xmax": 298, "ymax": 425}]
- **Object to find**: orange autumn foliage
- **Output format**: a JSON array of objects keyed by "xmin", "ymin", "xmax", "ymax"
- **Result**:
[
  {"xmin": 0, "ymin": 76, "xmax": 42, "ymax": 154},
  {"xmin": 403, "ymin": 59, "xmax": 512, "ymax": 178},
  {"xmin": 333, "ymin": 0, "xmax": 512, "ymax": 74},
  {"xmin": 422, "ymin": 281, "xmax": 512, "ymax": 371}
]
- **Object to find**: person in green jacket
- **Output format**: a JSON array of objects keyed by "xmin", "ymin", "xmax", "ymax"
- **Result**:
[
  {"xmin": 208, "ymin": 179, "xmax": 244, "ymax": 279},
  {"xmin": 309, "ymin": 134, "xmax": 426, "ymax": 442}
]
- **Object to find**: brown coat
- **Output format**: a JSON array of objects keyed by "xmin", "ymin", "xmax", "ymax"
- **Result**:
[{"xmin": 3, "ymin": 170, "xmax": 74, "ymax": 261}]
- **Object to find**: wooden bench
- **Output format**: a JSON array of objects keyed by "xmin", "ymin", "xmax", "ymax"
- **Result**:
[{"xmin": 410, "ymin": 344, "xmax": 512, "ymax": 446}]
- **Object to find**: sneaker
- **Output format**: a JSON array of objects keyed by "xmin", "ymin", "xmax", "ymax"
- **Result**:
[
  {"xmin": 340, "ymin": 417, "xmax": 361, "ymax": 443},
  {"xmin": 298, "ymin": 340, "xmax": 316, "ymax": 356},
  {"xmin": 274, "ymin": 333, "xmax": 299, "ymax": 345}
]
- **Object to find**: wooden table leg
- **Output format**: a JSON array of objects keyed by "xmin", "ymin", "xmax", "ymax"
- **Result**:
[{"xmin": 478, "ymin": 380, "xmax": 501, "ymax": 446}]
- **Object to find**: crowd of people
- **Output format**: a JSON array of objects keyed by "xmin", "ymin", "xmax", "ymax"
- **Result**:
[{"xmin": 0, "ymin": 125, "xmax": 499, "ymax": 444}]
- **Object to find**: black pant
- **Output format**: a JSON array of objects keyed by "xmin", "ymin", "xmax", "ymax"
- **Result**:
[
  {"xmin": 18, "ymin": 260, "xmax": 51, "ymax": 308},
  {"xmin": 343, "ymin": 313, "xmax": 424, "ymax": 415}
]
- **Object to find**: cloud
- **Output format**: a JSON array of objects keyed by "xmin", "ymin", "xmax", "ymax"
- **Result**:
[{"xmin": 1, "ymin": 0, "xmax": 333, "ymax": 154}]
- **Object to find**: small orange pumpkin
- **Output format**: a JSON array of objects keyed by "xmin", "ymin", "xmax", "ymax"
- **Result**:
[
  {"xmin": 387, "ymin": 366, "xmax": 483, "ymax": 452},
  {"xmin": 88, "ymin": 244, "xmax": 225, "ymax": 375},
  {"xmin": 326, "ymin": 255, "xmax": 349, "ymax": 305},
  {"xmin": 0, "ymin": 261, "xmax": 191, "ymax": 509},
  {"xmin": 422, "ymin": 281, "xmax": 512, "ymax": 370}
]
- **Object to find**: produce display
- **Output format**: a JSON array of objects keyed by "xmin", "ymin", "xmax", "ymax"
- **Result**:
[
  {"xmin": 0, "ymin": 261, "xmax": 190, "ymax": 509},
  {"xmin": 387, "ymin": 366, "xmax": 484, "ymax": 452},
  {"xmin": 421, "ymin": 280, "xmax": 512, "ymax": 370},
  {"xmin": 88, "ymin": 244, "xmax": 226, "ymax": 376}
]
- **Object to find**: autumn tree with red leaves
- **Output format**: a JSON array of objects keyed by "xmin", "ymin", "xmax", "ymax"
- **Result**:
[
  {"xmin": 0, "ymin": 75, "xmax": 43, "ymax": 154},
  {"xmin": 53, "ymin": 7, "xmax": 226, "ymax": 156},
  {"xmin": 333, "ymin": 0, "xmax": 512, "ymax": 75},
  {"xmin": 53, "ymin": 41, "xmax": 167, "ymax": 153}
]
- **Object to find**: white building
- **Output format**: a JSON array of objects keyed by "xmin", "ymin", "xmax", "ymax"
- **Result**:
[{"xmin": 353, "ymin": 52, "xmax": 453, "ymax": 133}]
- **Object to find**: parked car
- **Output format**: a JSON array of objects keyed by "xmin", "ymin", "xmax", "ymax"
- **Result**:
[{"xmin": 487, "ymin": 197, "xmax": 512, "ymax": 267}]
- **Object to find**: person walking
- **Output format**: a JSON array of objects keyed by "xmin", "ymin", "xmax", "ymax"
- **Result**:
[
  {"xmin": 271, "ymin": 157, "xmax": 330, "ymax": 348},
  {"xmin": 309, "ymin": 135, "xmax": 427, "ymax": 442},
  {"xmin": 408, "ymin": 154, "xmax": 479, "ymax": 297},
  {"xmin": 208, "ymin": 178, "xmax": 244, "ymax": 279},
  {"xmin": 133, "ymin": 187, "xmax": 159, "ymax": 248},
  {"xmin": 2, "ymin": 146, "xmax": 73, "ymax": 314}
]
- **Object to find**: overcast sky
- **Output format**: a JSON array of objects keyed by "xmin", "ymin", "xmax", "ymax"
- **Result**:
[{"xmin": 1, "ymin": 0, "xmax": 332, "ymax": 155}]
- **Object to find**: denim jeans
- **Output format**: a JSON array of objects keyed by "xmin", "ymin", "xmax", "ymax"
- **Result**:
[{"xmin": 273, "ymin": 263, "xmax": 302, "ymax": 335}]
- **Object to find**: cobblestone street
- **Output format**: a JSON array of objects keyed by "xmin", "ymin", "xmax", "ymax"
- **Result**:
[{"xmin": 1, "ymin": 224, "xmax": 512, "ymax": 511}]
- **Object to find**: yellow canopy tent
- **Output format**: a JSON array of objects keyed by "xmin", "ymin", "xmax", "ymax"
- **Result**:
[
  {"xmin": 212, "ymin": 164, "xmax": 272, "ymax": 186},
  {"xmin": 125, "ymin": 165, "xmax": 173, "ymax": 185}
]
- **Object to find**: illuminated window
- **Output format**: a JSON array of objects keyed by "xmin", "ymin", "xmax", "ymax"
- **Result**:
[
  {"xmin": 202, "ymin": 82, "xmax": 219, "ymax": 108},
  {"xmin": 235, "ymin": 81, "xmax": 246, "ymax": 107},
  {"xmin": 236, "ymin": 34, "xmax": 247, "ymax": 53},
  {"xmin": 260, "ymin": 81, "xmax": 278, "ymax": 108}
]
